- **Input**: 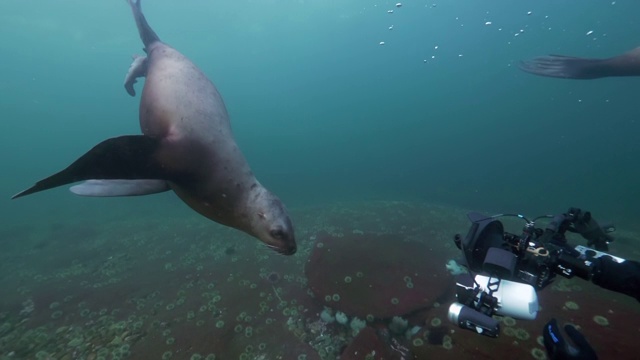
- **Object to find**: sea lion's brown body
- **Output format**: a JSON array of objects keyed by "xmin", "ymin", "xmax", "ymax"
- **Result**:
[
  {"xmin": 520, "ymin": 47, "xmax": 640, "ymax": 79},
  {"xmin": 135, "ymin": 28, "xmax": 261, "ymax": 234},
  {"xmin": 12, "ymin": 0, "xmax": 296, "ymax": 255}
]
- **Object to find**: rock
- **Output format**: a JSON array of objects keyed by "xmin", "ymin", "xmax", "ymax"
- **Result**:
[
  {"xmin": 340, "ymin": 326, "xmax": 395, "ymax": 360},
  {"xmin": 306, "ymin": 231, "xmax": 452, "ymax": 319}
]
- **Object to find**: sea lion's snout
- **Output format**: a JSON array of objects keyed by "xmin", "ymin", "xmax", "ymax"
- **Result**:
[
  {"xmin": 263, "ymin": 213, "xmax": 296, "ymax": 255},
  {"xmin": 280, "ymin": 246, "xmax": 297, "ymax": 256},
  {"xmin": 269, "ymin": 226, "xmax": 297, "ymax": 255},
  {"xmin": 251, "ymin": 191, "xmax": 296, "ymax": 255}
]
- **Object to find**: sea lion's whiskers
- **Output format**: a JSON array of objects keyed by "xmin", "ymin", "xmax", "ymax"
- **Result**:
[{"xmin": 265, "ymin": 244, "xmax": 285, "ymax": 256}]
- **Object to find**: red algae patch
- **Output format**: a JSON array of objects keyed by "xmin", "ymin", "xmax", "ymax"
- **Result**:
[{"xmin": 306, "ymin": 231, "xmax": 451, "ymax": 319}]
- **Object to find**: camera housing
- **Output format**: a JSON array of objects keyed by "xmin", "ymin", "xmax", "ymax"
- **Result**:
[{"xmin": 448, "ymin": 208, "xmax": 617, "ymax": 338}]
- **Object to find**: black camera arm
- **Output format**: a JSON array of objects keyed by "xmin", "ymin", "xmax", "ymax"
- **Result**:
[
  {"xmin": 537, "ymin": 207, "xmax": 613, "ymax": 251},
  {"xmin": 532, "ymin": 208, "xmax": 615, "ymax": 282}
]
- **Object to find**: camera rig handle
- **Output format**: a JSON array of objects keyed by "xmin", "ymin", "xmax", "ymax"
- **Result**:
[
  {"xmin": 541, "ymin": 207, "xmax": 614, "ymax": 251},
  {"xmin": 454, "ymin": 207, "xmax": 617, "ymax": 290},
  {"xmin": 449, "ymin": 207, "xmax": 631, "ymax": 340}
]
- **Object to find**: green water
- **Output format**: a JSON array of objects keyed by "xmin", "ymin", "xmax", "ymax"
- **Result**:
[
  {"xmin": 2, "ymin": 0, "xmax": 639, "ymax": 226},
  {"xmin": 0, "ymin": 1, "xmax": 639, "ymax": 358}
]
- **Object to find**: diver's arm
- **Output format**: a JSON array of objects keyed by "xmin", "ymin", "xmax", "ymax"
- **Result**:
[
  {"xmin": 519, "ymin": 47, "xmax": 640, "ymax": 79},
  {"xmin": 591, "ymin": 256, "xmax": 640, "ymax": 301}
]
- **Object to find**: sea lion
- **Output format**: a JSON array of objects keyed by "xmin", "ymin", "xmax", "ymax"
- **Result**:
[
  {"xmin": 519, "ymin": 47, "xmax": 640, "ymax": 79},
  {"xmin": 12, "ymin": 0, "xmax": 296, "ymax": 255}
]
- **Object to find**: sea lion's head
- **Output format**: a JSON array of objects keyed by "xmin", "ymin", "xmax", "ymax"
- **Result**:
[{"xmin": 247, "ymin": 186, "xmax": 296, "ymax": 255}]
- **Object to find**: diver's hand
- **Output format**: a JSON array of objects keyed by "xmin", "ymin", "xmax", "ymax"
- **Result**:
[
  {"xmin": 572, "ymin": 212, "xmax": 613, "ymax": 251},
  {"xmin": 543, "ymin": 318, "xmax": 597, "ymax": 360}
]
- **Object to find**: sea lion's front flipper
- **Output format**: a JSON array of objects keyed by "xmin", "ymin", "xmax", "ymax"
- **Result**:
[
  {"xmin": 12, "ymin": 135, "xmax": 169, "ymax": 199},
  {"xmin": 124, "ymin": 55, "xmax": 147, "ymax": 97},
  {"xmin": 519, "ymin": 55, "xmax": 606, "ymax": 79},
  {"xmin": 70, "ymin": 179, "xmax": 170, "ymax": 197}
]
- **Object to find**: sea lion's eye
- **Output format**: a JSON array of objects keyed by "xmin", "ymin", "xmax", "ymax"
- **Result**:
[{"xmin": 270, "ymin": 229, "xmax": 284, "ymax": 240}]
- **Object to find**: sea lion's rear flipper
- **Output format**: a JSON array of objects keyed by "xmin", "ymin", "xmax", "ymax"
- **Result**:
[
  {"xmin": 124, "ymin": 55, "xmax": 148, "ymax": 97},
  {"xmin": 70, "ymin": 179, "xmax": 170, "ymax": 197},
  {"xmin": 519, "ymin": 55, "xmax": 606, "ymax": 79},
  {"xmin": 127, "ymin": 0, "xmax": 161, "ymax": 49},
  {"xmin": 12, "ymin": 135, "xmax": 169, "ymax": 199}
]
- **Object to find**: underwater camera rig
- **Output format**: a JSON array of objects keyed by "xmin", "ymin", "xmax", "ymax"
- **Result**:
[{"xmin": 446, "ymin": 207, "xmax": 622, "ymax": 337}]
